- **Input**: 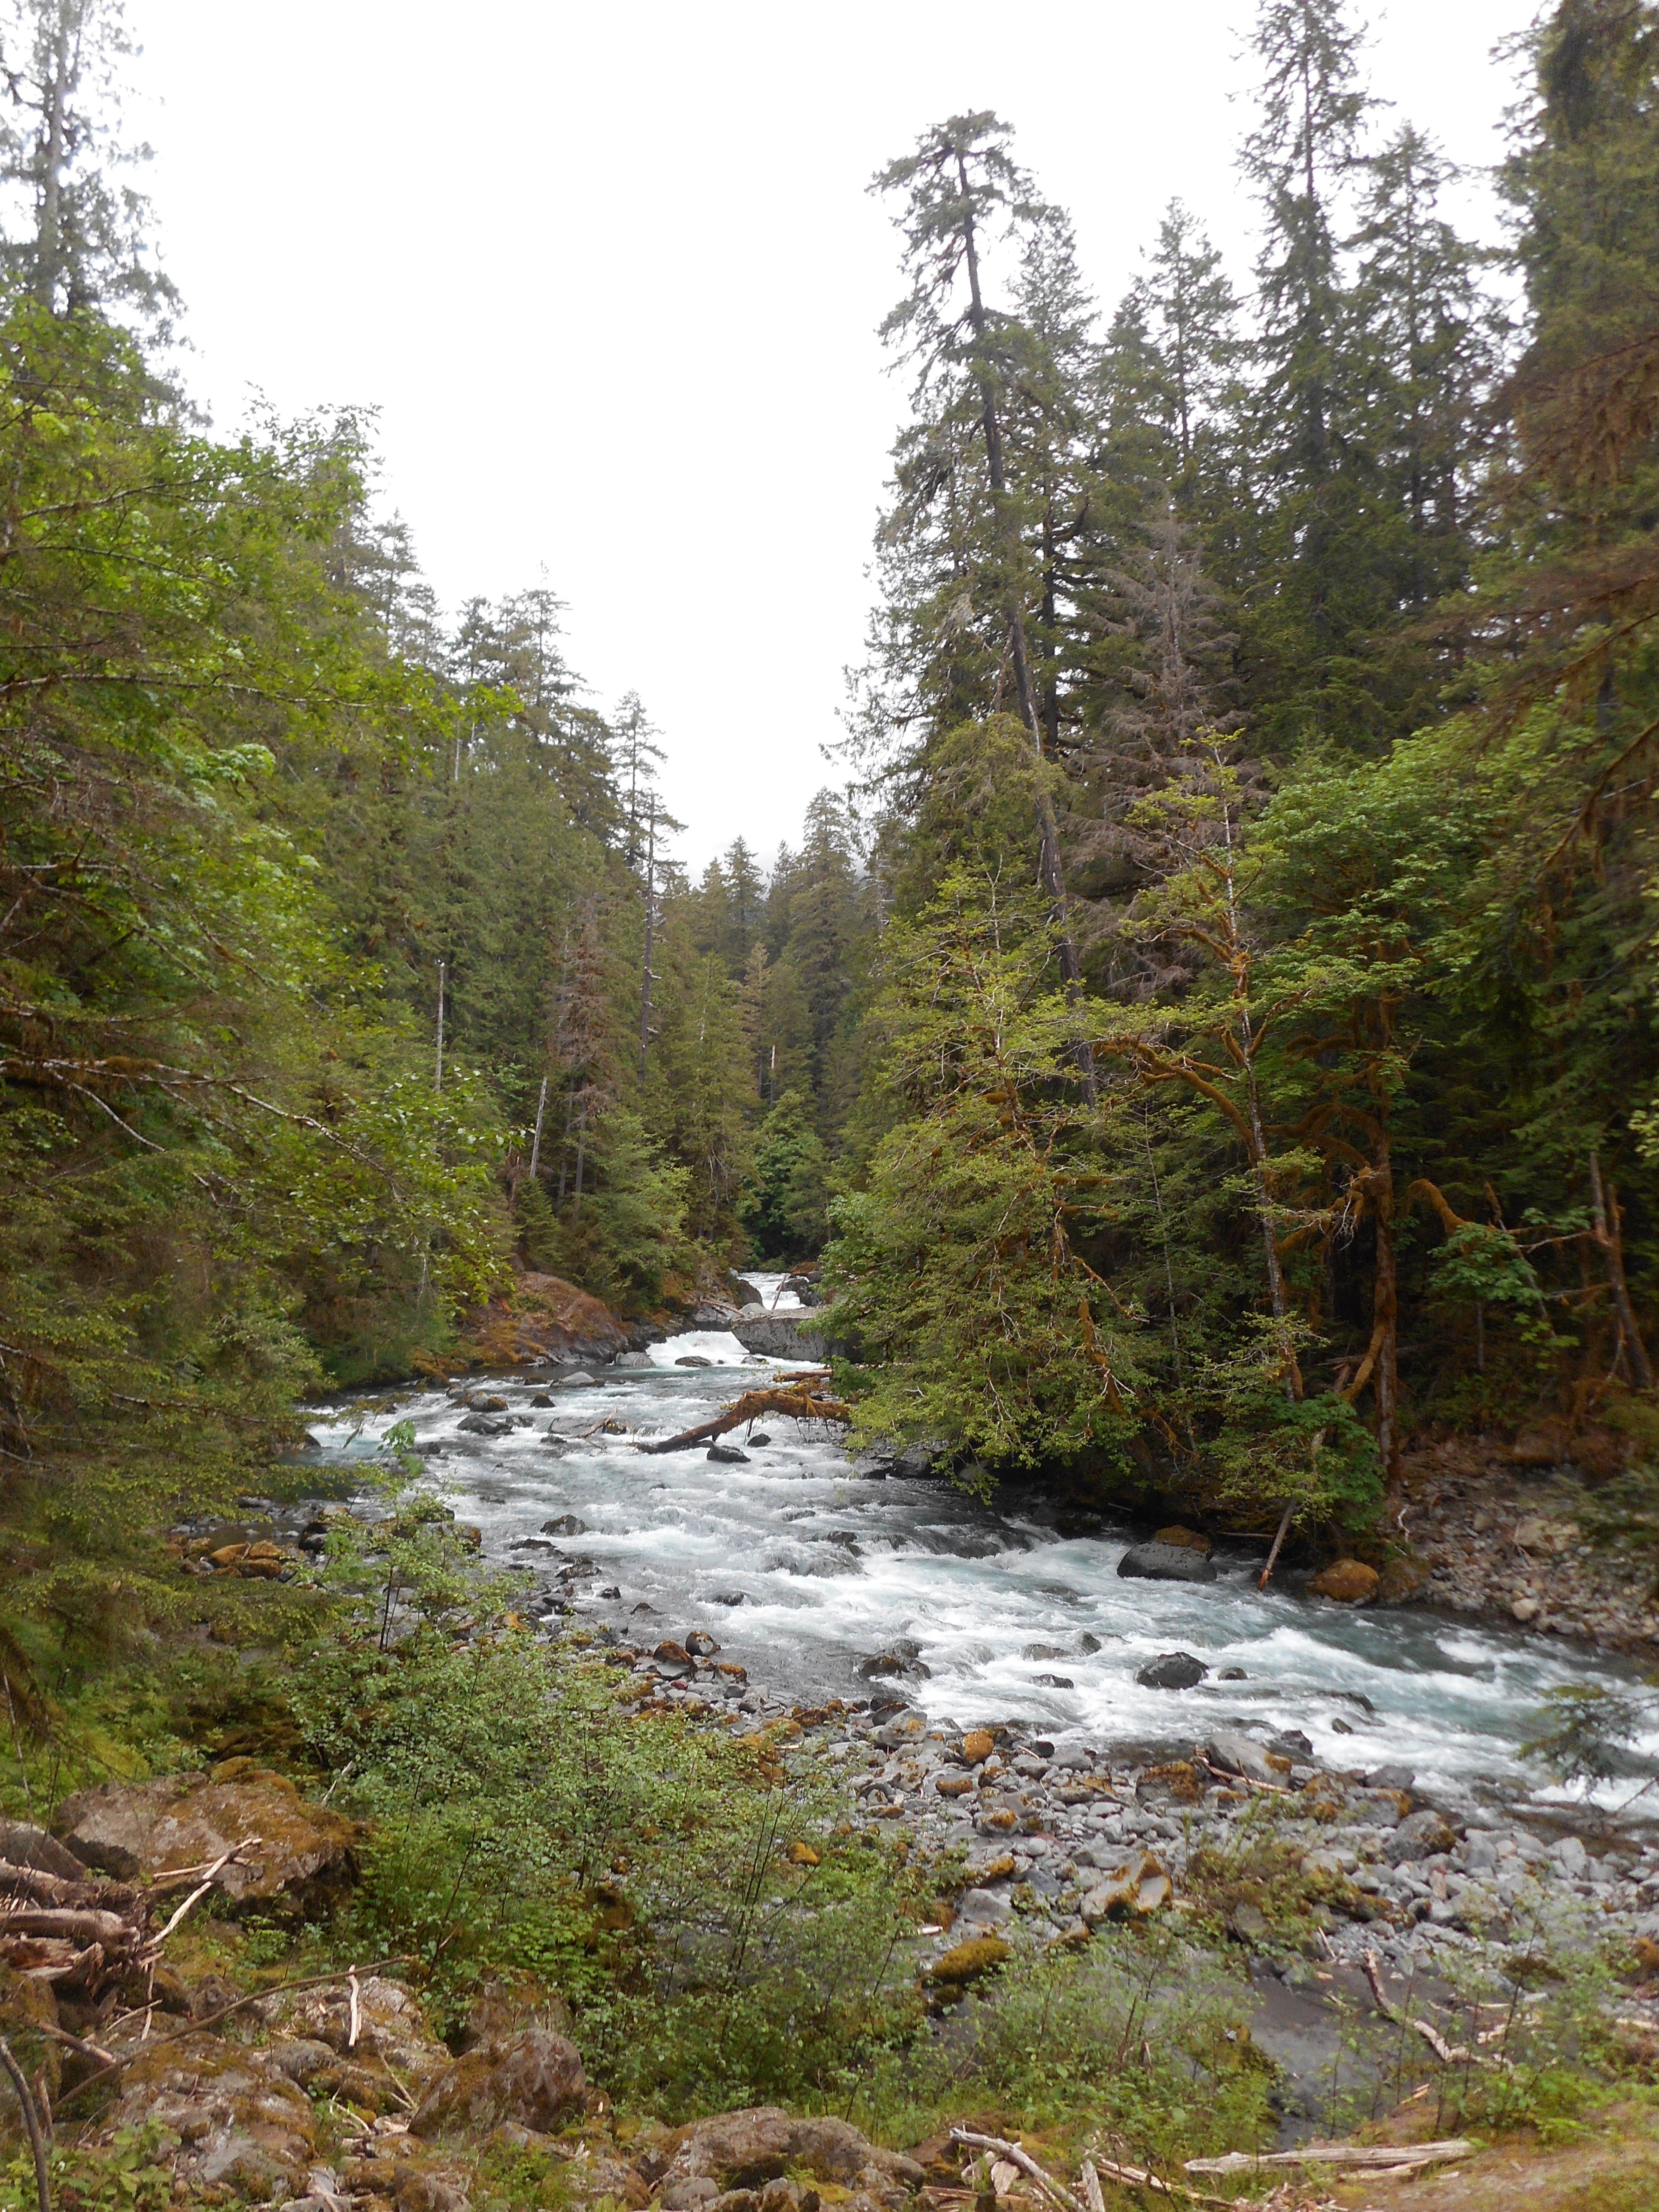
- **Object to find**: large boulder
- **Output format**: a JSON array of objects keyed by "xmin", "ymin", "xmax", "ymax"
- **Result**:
[
  {"xmin": 257, "ymin": 1973, "xmax": 448, "ymax": 2090},
  {"xmin": 1309, "ymin": 1559, "xmax": 1380, "ymax": 1604},
  {"xmin": 660, "ymin": 2107, "xmax": 923, "ymax": 2198},
  {"xmin": 410, "ymin": 2026, "xmax": 587, "ymax": 2138},
  {"xmin": 1118, "ymin": 1542, "xmax": 1217, "ymax": 1585},
  {"xmin": 1383, "ymin": 1808, "xmax": 1458, "ymax": 1866},
  {"xmin": 53, "ymin": 1766, "xmax": 357, "ymax": 1908},
  {"xmin": 1136, "ymin": 1651, "xmax": 1209, "ymax": 1690},
  {"xmin": 100, "ymin": 2035, "xmax": 317, "ymax": 2197},
  {"xmin": 1204, "ymin": 1731, "xmax": 1284, "ymax": 1787},
  {"xmin": 731, "ymin": 1314, "xmax": 826, "ymax": 1361}
]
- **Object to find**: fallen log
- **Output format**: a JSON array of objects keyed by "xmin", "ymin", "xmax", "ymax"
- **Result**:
[
  {"xmin": 637, "ymin": 1382, "xmax": 854, "ymax": 1456},
  {"xmin": 1185, "ymin": 2139, "xmax": 1473, "ymax": 2176},
  {"xmin": 0, "ymin": 1906, "xmax": 133, "ymax": 1947}
]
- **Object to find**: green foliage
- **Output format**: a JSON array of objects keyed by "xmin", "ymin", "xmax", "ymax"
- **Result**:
[
  {"xmin": 1522, "ymin": 1683, "xmax": 1659, "ymax": 1789},
  {"xmin": 740, "ymin": 1091, "xmax": 830, "ymax": 1261},
  {"xmin": 825, "ymin": 850, "xmax": 1142, "ymax": 1477},
  {"xmin": 866, "ymin": 1931, "xmax": 1274, "ymax": 2159},
  {"xmin": 0, "ymin": 2127, "xmax": 174, "ymax": 2212}
]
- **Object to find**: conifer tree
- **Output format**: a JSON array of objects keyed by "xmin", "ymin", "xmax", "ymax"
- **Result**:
[
  {"xmin": 0, "ymin": 0, "xmax": 176, "ymax": 329},
  {"xmin": 1135, "ymin": 199, "xmax": 1243, "ymax": 501},
  {"xmin": 869, "ymin": 115, "xmax": 1097, "ymax": 1077}
]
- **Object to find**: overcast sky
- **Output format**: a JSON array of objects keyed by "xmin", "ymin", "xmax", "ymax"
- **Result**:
[{"xmin": 129, "ymin": 0, "xmax": 1534, "ymax": 869}]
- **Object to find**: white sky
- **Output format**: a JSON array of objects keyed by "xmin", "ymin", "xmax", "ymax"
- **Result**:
[{"xmin": 129, "ymin": 0, "xmax": 1534, "ymax": 868}]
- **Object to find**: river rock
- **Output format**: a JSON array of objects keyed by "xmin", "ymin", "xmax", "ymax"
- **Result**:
[
  {"xmin": 707, "ymin": 1442, "xmax": 749, "ymax": 1462},
  {"xmin": 614, "ymin": 1350, "xmax": 655, "ymax": 1369},
  {"xmin": 1118, "ymin": 1543, "xmax": 1217, "ymax": 1585},
  {"xmin": 872, "ymin": 1712, "xmax": 927, "ymax": 1747},
  {"xmin": 781, "ymin": 1274, "xmax": 823, "ymax": 1307},
  {"xmin": 1204, "ymin": 1732, "xmax": 1281, "ymax": 1787},
  {"xmin": 560, "ymin": 1370, "xmax": 598, "ymax": 1387},
  {"xmin": 1153, "ymin": 1526, "xmax": 1212, "ymax": 1555},
  {"xmin": 685, "ymin": 1631, "xmax": 721, "ymax": 1657},
  {"xmin": 541, "ymin": 1514, "xmax": 588, "ymax": 1535},
  {"xmin": 54, "ymin": 1768, "xmax": 357, "ymax": 1906},
  {"xmin": 1384, "ymin": 1808, "xmax": 1458, "ymax": 1865},
  {"xmin": 1080, "ymin": 1852, "xmax": 1171, "ymax": 1920},
  {"xmin": 958, "ymin": 1885, "xmax": 1012, "ymax": 1922},
  {"xmin": 1136, "ymin": 1652, "xmax": 1209, "ymax": 1690},
  {"xmin": 923, "ymin": 1936, "xmax": 1011, "ymax": 1991},
  {"xmin": 410, "ymin": 2026, "xmax": 586, "ymax": 2138},
  {"xmin": 676, "ymin": 1355, "xmax": 715, "ymax": 1369},
  {"xmin": 1309, "ymin": 1559, "xmax": 1380, "ymax": 1604}
]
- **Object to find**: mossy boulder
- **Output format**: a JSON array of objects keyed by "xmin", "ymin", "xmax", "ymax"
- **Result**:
[{"xmin": 53, "ymin": 1765, "xmax": 358, "ymax": 1909}]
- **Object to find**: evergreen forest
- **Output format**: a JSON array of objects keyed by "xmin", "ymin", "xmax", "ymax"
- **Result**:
[
  {"xmin": 2, "ymin": 1, "xmax": 1659, "ymax": 2199},
  {"xmin": 10, "ymin": 0, "xmax": 1652, "ymax": 1552}
]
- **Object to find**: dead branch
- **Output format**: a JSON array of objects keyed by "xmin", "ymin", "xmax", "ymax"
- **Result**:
[
  {"xmin": 143, "ymin": 1836, "xmax": 260, "ymax": 1953},
  {"xmin": 949, "ymin": 2132, "xmax": 1083, "ymax": 2212},
  {"xmin": 950, "ymin": 2132, "xmax": 1234, "ymax": 2212},
  {"xmin": 1363, "ymin": 1948, "xmax": 1499, "ymax": 2069},
  {"xmin": 637, "ymin": 1383, "xmax": 854, "ymax": 1456},
  {"xmin": 0, "ymin": 2033, "xmax": 52, "ymax": 2212}
]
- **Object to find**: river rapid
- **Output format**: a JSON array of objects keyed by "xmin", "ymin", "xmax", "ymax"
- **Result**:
[{"xmin": 308, "ymin": 1275, "xmax": 1652, "ymax": 1818}]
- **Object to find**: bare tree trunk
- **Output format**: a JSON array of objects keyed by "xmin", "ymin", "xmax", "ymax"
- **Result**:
[
  {"xmin": 35, "ymin": 3, "xmax": 73, "ymax": 310},
  {"xmin": 434, "ymin": 961, "xmax": 446, "ymax": 1094},
  {"xmin": 1590, "ymin": 1148, "xmax": 1654, "ymax": 1390},
  {"xmin": 1372, "ymin": 1131, "xmax": 1400, "ymax": 1480},
  {"xmin": 638, "ymin": 804, "xmax": 656, "ymax": 1085},
  {"xmin": 1215, "ymin": 771, "xmax": 1300, "ymax": 1398},
  {"xmin": 528, "ymin": 1074, "xmax": 548, "ymax": 1179}
]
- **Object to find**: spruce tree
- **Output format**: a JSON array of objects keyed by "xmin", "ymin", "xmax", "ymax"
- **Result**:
[{"xmin": 0, "ymin": 0, "xmax": 177, "ymax": 329}]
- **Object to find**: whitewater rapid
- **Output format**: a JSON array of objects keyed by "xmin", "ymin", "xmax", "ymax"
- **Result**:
[{"xmin": 307, "ymin": 1275, "xmax": 1650, "ymax": 1812}]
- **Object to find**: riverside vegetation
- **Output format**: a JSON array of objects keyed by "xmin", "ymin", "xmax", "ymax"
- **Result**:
[{"xmin": 5, "ymin": 0, "xmax": 1659, "ymax": 2206}]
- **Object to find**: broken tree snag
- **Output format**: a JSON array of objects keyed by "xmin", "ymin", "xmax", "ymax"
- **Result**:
[
  {"xmin": 638, "ymin": 1383, "xmax": 854, "ymax": 1456},
  {"xmin": 1258, "ymin": 1499, "xmax": 1296, "ymax": 1593}
]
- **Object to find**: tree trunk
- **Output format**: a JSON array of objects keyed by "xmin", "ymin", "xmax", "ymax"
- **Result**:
[
  {"xmin": 1372, "ymin": 1133, "xmax": 1400, "ymax": 1480},
  {"xmin": 638, "ymin": 806, "xmax": 656, "ymax": 1085},
  {"xmin": 957, "ymin": 162, "xmax": 1096, "ymax": 1103},
  {"xmin": 35, "ymin": 4, "xmax": 72, "ymax": 310},
  {"xmin": 1589, "ymin": 1147, "xmax": 1654, "ymax": 1390},
  {"xmin": 528, "ymin": 1074, "xmax": 549, "ymax": 1179}
]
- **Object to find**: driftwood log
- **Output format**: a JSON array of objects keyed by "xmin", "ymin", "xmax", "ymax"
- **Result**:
[
  {"xmin": 0, "ymin": 1838, "xmax": 260, "ymax": 1995},
  {"xmin": 637, "ymin": 1377, "xmax": 853, "ymax": 1456}
]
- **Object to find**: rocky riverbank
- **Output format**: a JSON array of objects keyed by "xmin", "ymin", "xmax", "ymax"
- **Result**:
[{"xmin": 1398, "ymin": 1432, "xmax": 1659, "ymax": 1656}]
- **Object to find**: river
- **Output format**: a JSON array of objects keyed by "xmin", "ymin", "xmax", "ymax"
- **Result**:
[{"xmin": 307, "ymin": 1274, "xmax": 1650, "ymax": 1815}]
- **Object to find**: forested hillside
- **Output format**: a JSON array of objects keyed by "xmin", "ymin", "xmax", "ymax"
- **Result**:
[{"xmin": 3, "ymin": 0, "xmax": 1657, "ymax": 1575}]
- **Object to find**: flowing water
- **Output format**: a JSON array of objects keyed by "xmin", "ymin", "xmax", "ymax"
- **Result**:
[{"xmin": 308, "ymin": 1274, "xmax": 1651, "ymax": 1814}]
